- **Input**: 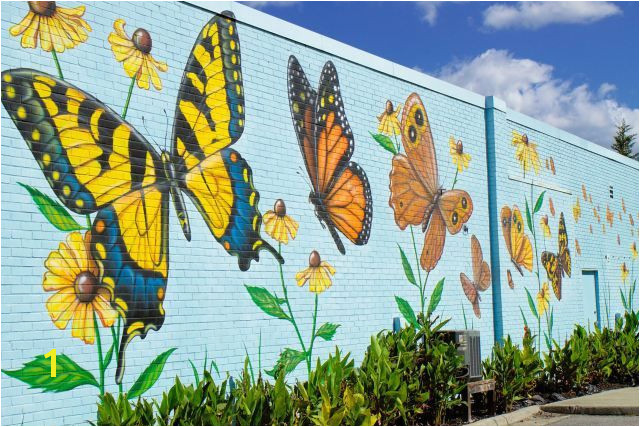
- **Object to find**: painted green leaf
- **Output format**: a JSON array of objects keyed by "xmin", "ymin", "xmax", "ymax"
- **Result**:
[
  {"xmin": 398, "ymin": 245, "xmax": 417, "ymax": 286},
  {"xmin": 2, "ymin": 354, "xmax": 98, "ymax": 392},
  {"xmin": 370, "ymin": 132, "xmax": 397, "ymax": 155},
  {"xmin": 244, "ymin": 286, "xmax": 289, "ymax": 320},
  {"xmin": 534, "ymin": 191, "xmax": 546, "ymax": 214},
  {"xmin": 127, "ymin": 348, "xmax": 176, "ymax": 399},
  {"xmin": 265, "ymin": 348, "xmax": 307, "ymax": 378},
  {"xmin": 461, "ymin": 303, "xmax": 468, "ymax": 330},
  {"xmin": 395, "ymin": 296, "xmax": 419, "ymax": 328},
  {"xmin": 525, "ymin": 199, "xmax": 533, "ymax": 233},
  {"xmin": 103, "ymin": 343, "xmax": 114, "ymax": 369},
  {"xmin": 549, "ymin": 308, "xmax": 554, "ymax": 332},
  {"xmin": 524, "ymin": 288, "xmax": 539, "ymax": 320},
  {"xmin": 620, "ymin": 289, "xmax": 628, "ymax": 310},
  {"xmin": 427, "ymin": 277, "xmax": 445, "ymax": 315},
  {"xmin": 544, "ymin": 332, "xmax": 552, "ymax": 351},
  {"xmin": 315, "ymin": 323, "xmax": 340, "ymax": 341},
  {"xmin": 18, "ymin": 183, "xmax": 85, "ymax": 232},
  {"xmin": 520, "ymin": 307, "xmax": 529, "ymax": 327}
]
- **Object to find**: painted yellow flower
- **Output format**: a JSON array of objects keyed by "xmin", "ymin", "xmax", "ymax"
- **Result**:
[
  {"xmin": 43, "ymin": 232, "xmax": 117, "ymax": 344},
  {"xmin": 537, "ymin": 282, "xmax": 550, "ymax": 315},
  {"xmin": 449, "ymin": 136, "xmax": 471, "ymax": 173},
  {"xmin": 573, "ymin": 198, "xmax": 581, "ymax": 222},
  {"xmin": 512, "ymin": 131, "xmax": 540, "ymax": 175},
  {"xmin": 296, "ymin": 251, "xmax": 335, "ymax": 294},
  {"xmin": 621, "ymin": 263, "xmax": 629, "ymax": 283},
  {"xmin": 632, "ymin": 242, "xmax": 638, "ymax": 260},
  {"xmin": 108, "ymin": 19, "xmax": 167, "ymax": 90},
  {"xmin": 9, "ymin": 2, "xmax": 91, "ymax": 52},
  {"xmin": 262, "ymin": 199, "xmax": 299, "ymax": 245},
  {"xmin": 377, "ymin": 100, "xmax": 402, "ymax": 136},
  {"xmin": 540, "ymin": 215, "xmax": 551, "ymax": 238}
]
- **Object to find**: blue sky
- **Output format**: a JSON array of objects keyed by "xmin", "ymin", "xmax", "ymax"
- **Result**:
[{"xmin": 243, "ymin": 1, "xmax": 639, "ymax": 151}]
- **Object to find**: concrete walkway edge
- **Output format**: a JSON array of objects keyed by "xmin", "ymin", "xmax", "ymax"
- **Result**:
[
  {"xmin": 468, "ymin": 406, "xmax": 541, "ymax": 426},
  {"xmin": 541, "ymin": 387, "xmax": 639, "ymax": 416}
]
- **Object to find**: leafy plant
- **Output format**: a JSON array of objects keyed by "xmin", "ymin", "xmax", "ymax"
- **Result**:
[
  {"xmin": 95, "ymin": 393, "xmax": 155, "ymax": 426},
  {"xmin": 542, "ymin": 325, "xmax": 590, "ymax": 393}
]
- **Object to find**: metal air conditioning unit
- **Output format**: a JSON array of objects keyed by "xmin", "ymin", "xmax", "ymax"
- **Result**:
[{"xmin": 438, "ymin": 330, "xmax": 482, "ymax": 381}]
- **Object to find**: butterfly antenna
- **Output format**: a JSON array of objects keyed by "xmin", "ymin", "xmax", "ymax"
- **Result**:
[
  {"xmin": 296, "ymin": 166, "xmax": 312, "ymax": 191},
  {"xmin": 141, "ymin": 116, "xmax": 163, "ymax": 154},
  {"xmin": 163, "ymin": 109, "xmax": 171, "ymax": 152}
]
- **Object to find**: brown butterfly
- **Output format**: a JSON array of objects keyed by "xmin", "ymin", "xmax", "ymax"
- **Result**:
[
  {"xmin": 606, "ymin": 205, "xmax": 613, "ymax": 227},
  {"xmin": 575, "ymin": 239, "xmax": 581, "ymax": 256},
  {"xmin": 622, "ymin": 198, "xmax": 626, "ymax": 213},
  {"xmin": 389, "ymin": 93, "xmax": 473, "ymax": 271},
  {"xmin": 589, "ymin": 224, "xmax": 593, "ymax": 234},
  {"xmin": 460, "ymin": 235, "xmax": 491, "ymax": 318},
  {"xmin": 507, "ymin": 269, "xmax": 515, "ymax": 289},
  {"xmin": 542, "ymin": 212, "xmax": 571, "ymax": 300},
  {"xmin": 582, "ymin": 184, "xmax": 587, "ymax": 201},
  {"xmin": 549, "ymin": 157, "xmax": 556, "ymax": 174},
  {"xmin": 549, "ymin": 197, "xmax": 556, "ymax": 217},
  {"xmin": 589, "ymin": 194, "xmax": 593, "ymax": 204},
  {"xmin": 501, "ymin": 205, "xmax": 533, "ymax": 275},
  {"xmin": 630, "ymin": 214, "xmax": 635, "ymax": 226},
  {"xmin": 617, "ymin": 234, "xmax": 621, "ymax": 245}
]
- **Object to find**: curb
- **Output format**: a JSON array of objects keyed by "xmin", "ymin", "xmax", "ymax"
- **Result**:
[
  {"xmin": 468, "ymin": 405, "xmax": 540, "ymax": 426},
  {"xmin": 541, "ymin": 404, "xmax": 639, "ymax": 416}
]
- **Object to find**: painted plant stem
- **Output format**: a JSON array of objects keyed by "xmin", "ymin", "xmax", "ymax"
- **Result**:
[
  {"xmin": 277, "ymin": 243, "xmax": 308, "ymax": 371},
  {"xmin": 529, "ymin": 183, "xmax": 544, "ymax": 353},
  {"xmin": 51, "ymin": 50, "xmax": 64, "ymax": 80},
  {"xmin": 93, "ymin": 312, "xmax": 105, "ymax": 396},
  {"xmin": 307, "ymin": 294, "xmax": 319, "ymax": 373},
  {"xmin": 410, "ymin": 226, "xmax": 425, "ymax": 314},
  {"xmin": 121, "ymin": 76, "xmax": 136, "ymax": 120}
]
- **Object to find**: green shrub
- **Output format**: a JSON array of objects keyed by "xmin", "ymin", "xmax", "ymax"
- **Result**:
[
  {"xmin": 482, "ymin": 333, "xmax": 542, "ymax": 412},
  {"xmin": 542, "ymin": 325, "xmax": 591, "ymax": 393},
  {"xmin": 95, "ymin": 393, "xmax": 155, "ymax": 426}
]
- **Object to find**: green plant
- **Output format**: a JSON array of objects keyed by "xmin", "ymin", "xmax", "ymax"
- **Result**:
[
  {"xmin": 483, "ymin": 334, "xmax": 541, "ymax": 412},
  {"xmin": 95, "ymin": 393, "xmax": 155, "ymax": 426},
  {"xmin": 542, "ymin": 325, "xmax": 590, "ymax": 393}
]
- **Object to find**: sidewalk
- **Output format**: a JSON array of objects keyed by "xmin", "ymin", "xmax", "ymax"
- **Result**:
[{"xmin": 542, "ymin": 387, "xmax": 639, "ymax": 416}]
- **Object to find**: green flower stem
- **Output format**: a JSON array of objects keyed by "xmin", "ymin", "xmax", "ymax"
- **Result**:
[
  {"xmin": 410, "ymin": 226, "xmax": 425, "ymax": 314},
  {"xmin": 529, "ymin": 183, "xmax": 543, "ymax": 353},
  {"xmin": 277, "ymin": 243, "xmax": 308, "ymax": 370},
  {"xmin": 121, "ymin": 76, "xmax": 136, "ymax": 120},
  {"xmin": 93, "ymin": 312, "xmax": 105, "ymax": 396},
  {"xmin": 451, "ymin": 169, "xmax": 459, "ymax": 190},
  {"xmin": 307, "ymin": 294, "xmax": 319, "ymax": 374},
  {"xmin": 51, "ymin": 50, "xmax": 64, "ymax": 80},
  {"xmin": 393, "ymin": 132, "xmax": 401, "ymax": 154}
]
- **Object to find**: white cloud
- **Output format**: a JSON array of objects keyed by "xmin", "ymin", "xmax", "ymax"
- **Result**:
[
  {"xmin": 483, "ymin": 2, "xmax": 621, "ymax": 30},
  {"xmin": 242, "ymin": 1, "xmax": 300, "ymax": 11},
  {"xmin": 416, "ymin": 2, "xmax": 442, "ymax": 26},
  {"xmin": 438, "ymin": 49, "xmax": 638, "ymax": 150}
]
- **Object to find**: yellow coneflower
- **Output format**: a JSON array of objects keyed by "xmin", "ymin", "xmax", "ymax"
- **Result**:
[
  {"xmin": 296, "ymin": 250, "xmax": 335, "ymax": 294},
  {"xmin": 262, "ymin": 199, "xmax": 299, "ymax": 245},
  {"xmin": 449, "ymin": 136, "xmax": 471, "ymax": 173},
  {"xmin": 512, "ymin": 131, "xmax": 541, "ymax": 175},
  {"xmin": 540, "ymin": 215, "xmax": 551, "ymax": 238},
  {"xmin": 377, "ymin": 100, "xmax": 402, "ymax": 136},
  {"xmin": 632, "ymin": 242, "xmax": 637, "ymax": 260},
  {"xmin": 537, "ymin": 282, "xmax": 550, "ymax": 315},
  {"xmin": 621, "ymin": 263, "xmax": 629, "ymax": 283},
  {"xmin": 43, "ymin": 232, "xmax": 117, "ymax": 344}
]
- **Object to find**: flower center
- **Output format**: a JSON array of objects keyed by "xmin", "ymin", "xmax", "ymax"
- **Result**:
[
  {"xmin": 28, "ymin": 1, "xmax": 56, "ymax": 16},
  {"xmin": 385, "ymin": 100, "xmax": 394, "ymax": 115},
  {"xmin": 456, "ymin": 140, "xmax": 464, "ymax": 155},
  {"xmin": 132, "ymin": 28, "xmax": 152, "ymax": 54},
  {"xmin": 274, "ymin": 199, "xmax": 286, "ymax": 217},
  {"xmin": 74, "ymin": 271, "xmax": 98, "ymax": 303},
  {"xmin": 309, "ymin": 250, "xmax": 321, "ymax": 268},
  {"xmin": 521, "ymin": 134, "xmax": 529, "ymax": 145}
]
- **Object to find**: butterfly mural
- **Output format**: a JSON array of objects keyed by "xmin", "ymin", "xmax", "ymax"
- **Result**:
[
  {"xmin": 287, "ymin": 56, "xmax": 373, "ymax": 255},
  {"xmin": 500, "ymin": 205, "xmax": 533, "ymax": 279},
  {"xmin": 1, "ymin": 12, "xmax": 282, "ymax": 382},
  {"xmin": 541, "ymin": 212, "xmax": 572, "ymax": 300},
  {"xmin": 506, "ymin": 269, "xmax": 515, "ymax": 289},
  {"xmin": 388, "ymin": 93, "xmax": 473, "ymax": 271},
  {"xmin": 460, "ymin": 235, "xmax": 491, "ymax": 318}
]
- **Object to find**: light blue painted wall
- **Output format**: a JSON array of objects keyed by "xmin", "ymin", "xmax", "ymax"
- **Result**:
[{"xmin": 1, "ymin": 2, "xmax": 637, "ymax": 425}]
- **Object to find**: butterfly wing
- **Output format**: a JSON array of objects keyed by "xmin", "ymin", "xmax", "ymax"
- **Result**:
[
  {"xmin": 558, "ymin": 212, "xmax": 571, "ymax": 277},
  {"xmin": 399, "ymin": 93, "xmax": 438, "ymax": 195},
  {"xmin": 287, "ymin": 55, "xmax": 318, "ymax": 192},
  {"xmin": 421, "ymin": 210, "xmax": 446, "ymax": 272},
  {"xmin": 439, "ymin": 190, "xmax": 473, "ymax": 234},
  {"xmin": 389, "ymin": 154, "xmax": 432, "ymax": 229},
  {"xmin": 1, "ymin": 69, "xmax": 169, "ymax": 383},
  {"xmin": 172, "ymin": 12, "xmax": 281, "ymax": 270},
  {"xmin": 460, "ymin": 272, "xmax": 481, "ymax": 318},
  {"xmin": 507, "ymin": 269, "xmax": 515, "ymax": 289},
  {"xmin": 511, "ymin": 206, "xmax": 533, "ymax": 273},
  {"xmin": 542, "ymin": 251, "xmax": 562, "ymax": 300},
  {"xmin": 471, "ymin": 235, "xmax": 491, "ymax": 291},
  {"xmin": 500, "ymin": 206, "xmax": 514, "ymax": 261}
]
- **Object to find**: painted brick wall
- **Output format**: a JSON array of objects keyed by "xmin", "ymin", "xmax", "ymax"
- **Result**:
[{"xmin": 1, "ymin": 2, "xmax": 637, "ymax": 425}]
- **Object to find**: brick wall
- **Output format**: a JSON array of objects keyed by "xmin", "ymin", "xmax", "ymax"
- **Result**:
[{"xmin": 1, "ymin": 2, "xmax": 637, "ymax": 425}]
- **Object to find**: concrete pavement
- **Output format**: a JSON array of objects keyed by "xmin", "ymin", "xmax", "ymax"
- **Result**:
[{"xmin": 542, "ymin": 387, "xmax": 639, "ymax": 416}]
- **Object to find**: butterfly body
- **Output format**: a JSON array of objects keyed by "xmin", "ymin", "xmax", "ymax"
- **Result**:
[
  {"xmin": 2, "ymin": 11, "xmax": 282, "ymax": 383},
  {"xmin": 389, "ymin": 93, "xmax": 473, "ymax": 272},
  {"xmin": 287, "ymin": 56, "xmax": 373, "ymax": 255}
]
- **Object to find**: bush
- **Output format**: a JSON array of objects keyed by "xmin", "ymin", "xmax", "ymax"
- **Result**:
[
  {"xmin": 483, "ymin": 332, "xmax": 542, "ymax": 412},
  {"xmin": 542, "ymin": 325, "xmax": 591, "ymax": 393}
]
